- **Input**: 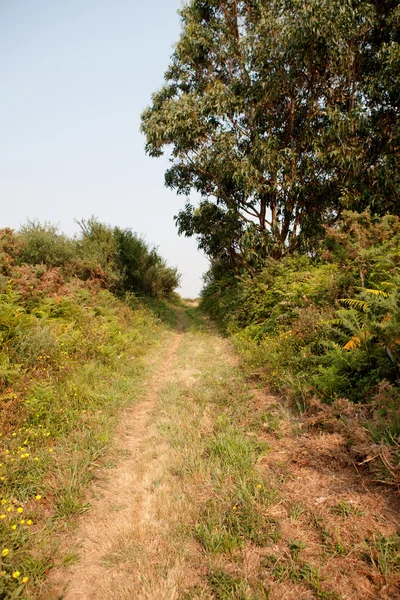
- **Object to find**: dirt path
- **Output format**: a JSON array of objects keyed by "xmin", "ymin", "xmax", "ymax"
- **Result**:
[
  {"xmin": 41, "ymin": 307, "xmax": 400, "ymax": 600},
  {"xmin": 44, "ymin": 313, "xmax": 185, "ymax": 600}
]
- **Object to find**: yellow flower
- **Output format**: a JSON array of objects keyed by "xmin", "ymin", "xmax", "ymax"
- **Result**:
[
  {"xmin": 7, "ymin": 507, "xmax": 13, "ymax": 513},
  {"xmin": 1, "ymin": 548, "xmax": 9, "ymax": 557},
  {"xmin": 232, "ymin": 505, "xmax": 237, "ymax": 511},
  {"xmin": 257, "ymin": 484, "xmax": 262, "ymax": 489},
  {"xmin": 11, "ymin": 524, "xmax": 16, "ymax": 530},
  {"xmin": 0, "ymin": 515, "xmax": 5, "ymax": 519},
  {"xmin": 22, "ymin": 576, "xmax": 28, "ymax": 583},
  {"xmin": 12, "ymin": 571, "xmax": 20, "ymax": 579},
  {"xmin": 35, "ymin": 495, "xmax": 42, "ymax": 501},
  {"xmin": 19, "ymin": 520, "xmax": 25, "ymax": 525},
  {"xmin": 26, "ymin": 520, "xmax": 32, "ymax": 526},
  {"xmin": 48, "ymin": 449, "xmax": 53, "ymax": 453},
  {"xmin": 1, "ymin": 500, "xmax": 7, "ymax": 505},
  {"xmin": 17, "ymin": 507, "xmax": 23, "ymax": 513}
]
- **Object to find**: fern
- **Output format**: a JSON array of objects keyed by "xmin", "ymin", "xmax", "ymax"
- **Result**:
[
  {"xmin": 343, "ymin": 336, "xmax": 361, "ymax": 350},
  {"xmin": 363, "ymin": 288, "xmax": 389, "ymax": 298},
  {"xmin": 338, "ymin": 298, "xmax": 369, "ymax": 311}
]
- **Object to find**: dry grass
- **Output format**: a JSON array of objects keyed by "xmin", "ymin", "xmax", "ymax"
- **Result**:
[{"xmin": 36, "ymin": 305, "xmax": 400, "ymax": 600}]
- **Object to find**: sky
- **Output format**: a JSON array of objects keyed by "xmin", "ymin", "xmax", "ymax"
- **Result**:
[{"xmin": 0, "ymin": 0, "xmax": 209, "ymax": 297}]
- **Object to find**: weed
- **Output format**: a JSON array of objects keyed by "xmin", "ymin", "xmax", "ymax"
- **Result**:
[
  {"xmin": 332, "ymin": 500, "xmax": 364, "ymax": 518},
  {"xmin": 208, "ymin": 569, "xmax": 252, "ymax": 600},
  {"xmin": 366, "ymin": 533, "xmax": 400, "ymax": 575},
  {"xmin": 288, "ymin": 502, "xmax": 306, "ymax": 522},
  {"xmin": 61, "ymin": 552, "xmax": 79, "ymax": 567},
  {"xmin": 289, "ymin": 539, "xmax": 307, "ymax": 560},
  {"xmin": 268, "ymin": 558, "xmax": 342, "ymax": 599}
]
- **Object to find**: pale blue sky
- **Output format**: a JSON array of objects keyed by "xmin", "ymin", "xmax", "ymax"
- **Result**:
[{"xmin": 0, "ymin": 0, "xmax": 208, "ymax": 297}]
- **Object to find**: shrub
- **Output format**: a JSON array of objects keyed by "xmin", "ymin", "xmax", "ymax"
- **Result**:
[{"xmin": 18, "ymin": 220, "xmax": 75, "ymax": 269}]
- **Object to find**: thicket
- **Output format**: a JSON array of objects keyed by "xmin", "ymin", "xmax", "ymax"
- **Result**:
[
  {"xmin": 0, "ymin": 219, "xmax": 179, "ymax": 597},
  {"xmin": 13, "ymin": 218, "xmax": 180, "ymax": 299},
  {"xmin": 201, "ymin": 211, "xmax": 400, "ymax": 483}
]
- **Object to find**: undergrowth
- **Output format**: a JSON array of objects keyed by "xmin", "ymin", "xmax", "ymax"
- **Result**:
[
  {"xmin": 201, "ymin": 211, "xmax": 400, "ymax": 486},
  {"xmin": 0, "ymin": 220, "xmax": 177, "ymax": 598}
]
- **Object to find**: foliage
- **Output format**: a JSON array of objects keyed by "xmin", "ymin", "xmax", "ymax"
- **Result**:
[
  {"xmin": 0, "ymin": 219, "xmax": 180, "ymax": 302},
  {"xmin": 0, "ymin": 218, "xmax": 179, "ymax": 597},
  {"xmin": 113, "ymin": 227, "xmax": 181, "ymax": 298},
  {"xmin": 18, "ymin": 220, "xmax": 75, "ymax": 269},
  {"xmin": 0, "ymin": 285, "xmax": 163, "ymax": 598},
  {"xmin": 201, "ymin": 213, "xmax": 400, "ymax": 455},
  {"xmin": 142, "ymin": 0, "xmax": 400, "ymax": 267}
]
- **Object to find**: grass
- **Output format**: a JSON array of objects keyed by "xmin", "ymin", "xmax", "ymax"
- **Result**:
[
  {"xmin": 367, "ymin": 533, "xmax": 400, "ymax": 576},
  {"xmin": 288, "ymin": 502, "xmax": 306, "ymax": 522},
  {"xmin": 3, "ymin": 298, "xmax": 398, "ymax": 598},
  {"xmin": 208, "ymin": 569, "xmax": 252, "ymax": 600},
  {"xmin": 265, "ymin": 555, "xmax": 342, "ymax": 600},
  {"xmin": 0, "ymin": 288, "xmax": 166, "ymax": 598},
  {"xmin": 146, "ymin": 306, "xmax": 400, "ymax": 599},
  {"xmin": 148, "ymin": 311, "xmax": 285, "ymax": 597},
  {"xmin": 331, "ymin": 500, "xmax": 364, "ymax": 518}
]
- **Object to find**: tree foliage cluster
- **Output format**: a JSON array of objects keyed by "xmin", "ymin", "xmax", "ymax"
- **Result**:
[{"xmin": 142, "ymin": 0, "xmax": 399, "ymax": 268}]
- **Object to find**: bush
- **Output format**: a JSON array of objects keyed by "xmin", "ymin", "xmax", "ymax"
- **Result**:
[
  {"xmin": 18, "ymin": 220, "xmax": 75, "ymax": 269},
  {"xmin": 202, "ymin": 213, "xmax": 400, "ymax": 408}
]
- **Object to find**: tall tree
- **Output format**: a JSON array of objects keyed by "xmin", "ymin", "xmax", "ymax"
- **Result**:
[{"xmin": 141, "ymin": 0, "xmax": 400, "ymax": 265}]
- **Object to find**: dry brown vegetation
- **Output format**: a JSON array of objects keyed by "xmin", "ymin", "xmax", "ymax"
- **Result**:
[{"xmin": 36, "ymin": 305, "xmax": 399, "ymax": 600}]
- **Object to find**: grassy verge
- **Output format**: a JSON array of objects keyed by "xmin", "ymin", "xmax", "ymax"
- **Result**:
[
  {"xmin": 153, "ymin": 308, "xmax": 400, "ymax": 600},
  {"xmin": 0, "ymin": 288, "xmax": 167, "ymax": 598}
]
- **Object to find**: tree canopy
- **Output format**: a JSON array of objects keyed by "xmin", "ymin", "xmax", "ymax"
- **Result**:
[{"xmin": 141, "ymin": 0, "xmax": 400, "ymax": 268}]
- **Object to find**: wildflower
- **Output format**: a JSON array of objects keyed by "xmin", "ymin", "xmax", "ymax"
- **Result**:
[
  {"xmin": 19, "ymin": 520, "xmax": 25, "ymax": 525},
  {"xmin": 17, "ymin": 508, "xmax": 23, "ymax": 513},
  {"xmin": 11, "ymin": 524, "xmax": 16, "ymax": 530},
  {"xmin": 1, "ymin": 549, "xmax": 9, "ymax": 557},
  {"xmin": 12, "ymin": 571, "xmax": 20, "ymax": 579},
  {"xmin": 257, "ymin": 484, "xmax": 262, "ymax": 489},
  {"xmin": 232, "ymin": 505, "xmax": 237, "ymax": 511},
  {"xmin": 48, "ymin": 449, "xmax": 53, "ymax": 453},
  {"xmin": 1, "ymin": 500, "xmax": 6, "ymax": 505},
  {"xmin": 7, "ymin": 507, "xmax": 13, "ymax": 513},
  {"xmin": 35, "ymin": 495, "xmax": 42, "ymax": 501},
  {"xmin": 0, "ymin": 515, "xmax": 5, "ymax": 519},
  {"xmin": 26, "ymin": 520, "xmax": 32, "ymax": 526},
  {"xmin": 0, "ymin": 571, "xmax": 5, "ymax": 576},
  {"xmin": 22, "ymin": 576, "xmax": 28, "ymax": 583}
]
